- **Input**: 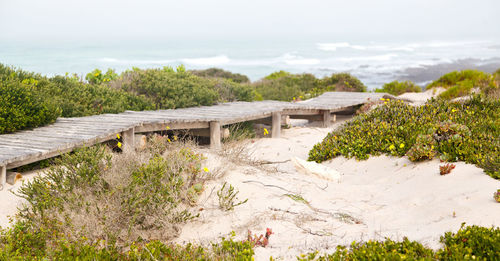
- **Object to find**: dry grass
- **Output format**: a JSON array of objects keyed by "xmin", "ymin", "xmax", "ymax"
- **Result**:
[{"xmin": 16, "ymin": 136, "xmax": 213, "ymax": 249}]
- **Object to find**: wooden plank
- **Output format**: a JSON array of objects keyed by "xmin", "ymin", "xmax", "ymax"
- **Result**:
[
  {"xmin": 135, "ymin": 121, "xmax": 209, "ymax": 133},
  {"xmin": 121, "ymin": 128, "xmax": 135, "ymax": 153},
  {"xmin": 283, "ymin": 109, "xmax": 321, "ymax": 115},
  {"xmin": 187, "ymin": 128, "xmax": 230, "ymax": 139},
  {"xmin": 5, "ymin": 132, "xmax": 116, "ymax": 168},
  {"xmin": 272, "ymin": 112, "xmax": 281, "ymax": 138},
  {"xmin": 0, "ymin": 165, "xmax": 5, "ymax": 191},
  {"xmin": 322, "ymin": 110, "xmax": 332, "ymax": 128},
  {"xmin": 210, "ymin": 121, "xmax": 221, "ymax": 150}
]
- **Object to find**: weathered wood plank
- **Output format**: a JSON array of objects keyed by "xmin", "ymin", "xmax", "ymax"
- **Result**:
[
  {"xmin": 0, "ymin": 165, "xmax": 6, "ymax": 191},
  {"xmin": 0, "ymin": 92, "xmax": 390, "ymax": 168},
  {"xmin": 272, "ymin": 112, "xmax": 281, "ymax": 138},
  {"xmin": 210, "ymin": 121, "xmax": 221, "ymax": 150}
]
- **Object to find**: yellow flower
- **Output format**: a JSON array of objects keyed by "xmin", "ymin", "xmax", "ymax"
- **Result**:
[
  {"xmin": 400, "ymin": 143, "xmax": 405, "ymax": 149},
  {"xmin": 116, "ymin": 134, "xmax": 120, "ymax": 139},
  {"xmin": 203, "ymin": 167, "xmax": 209, "ymax": 172},
  {"xmin": 117, "ymin": 142, "xmax": 122, "ymax": 148},
  {"xmin": 263, "ymin": 128, "xmax": 269, "ymax": 136},
  {"xmin": 167, "ymin": 138, "xmax": 171, "ymax": 143},
  {"xmin": 166, "ymin": 126, "xmax": 170, "ymax": 130},
  {"xmin": 173, "ymin": 135, "xmax": 178, "ymax": 141},
  {"xmin": 389, "ymin": 144, "xmax": 395, "ymax": 150}
]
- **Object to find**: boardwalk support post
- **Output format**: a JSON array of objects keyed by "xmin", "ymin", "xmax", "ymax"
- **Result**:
[
  {"xmin": 272, "ymin": 112, "xmax": 281, "ymax": 138},
  {"xmin": 0, "ymin": 165, "xmax": 6, "ymax": 191},
  {"xmin": 210, "ymin": 121, "xmax": 221, "ymax": 150},
  {"xmin": 122, "ymin": 128, "xmax": 135, "ymax": 153},
  {"xmin": 322, "ymin": 110, "xmax": 332, "ymax": 128}
]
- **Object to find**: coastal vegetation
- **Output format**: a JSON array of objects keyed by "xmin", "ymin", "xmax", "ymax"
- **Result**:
[
  {"xmin": 0, "ymin": 64, "xmax": 153, "ymax": 134},
  {"xmin": 309, "ymin": 96, "xmax": 500, "ymax": 178},
  {"xmin": 1, "ymin": 138, "xmax": 499, "ymax": 260},
  {"xmin": 108, "ymin": 66, "xmax": 255, "ymax": 108},
  {"xmin": 0, "ymin": 64, "xmax": 368, "ymax": 134},
  {"xmin": 375, "ymin": 80, "xmax": 422, "ymax": 95},
  {"xmin": 253, "ymin": 71, "xmax": 366, "ymax": 101},
  {"xmin": 189, "ymin": 67, "xmax": 250, "ymax": 83},
  {"xmin": 427, "ymin": 69, "xmax": 499, "ymax": 99}
]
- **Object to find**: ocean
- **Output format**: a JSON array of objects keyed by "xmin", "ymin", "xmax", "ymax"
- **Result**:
[{"xmin": 1, "ymin": 34, "xmax": 500, "ymax": 90}]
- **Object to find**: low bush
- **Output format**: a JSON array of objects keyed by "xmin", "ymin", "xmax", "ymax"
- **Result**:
[
  {"xmin": 110, "ymin": 66, "xmax": 255, "ymax": 109},
  {"xmin": 427, "ymin": 70, "xmax": 499, "ymax": 99},
  {"xmin": 437, "ymin": 224, "xmax": 500, "ymax": 260},
  {"xmin": 12, "ymin": 141, "xmax": 207, "ymax": 250},
  {"xmin": 217, "ymin": 182, "xmax": 248, "ymax": 211},
  {"xmin": 0, "ymin": 64, "xmax": 154, "ymax": 132},
  {"xmin": 0, "ymin": 226, "xmax": 254, "ymax": 260},
  {"xmin": 375, "ymin": 80, "xmax": 422, "ymax": 95},
  {"xmin": 298, "ymin": 237, "xmax": 435, "ymax": 260},
  {"xmin": 319, "ymin": 72, "xmax": 367, "ymax": 92},
  {"xmin": 298, "ymin": 225, "xmax": 500, "ymax": 260},
  {"xmin": 253, "ymin": 72, "xmax": 318, "ymax": 101},
  {"xmin": 253, "ymin": 71, "xmax": 366, "ymax": 101},
  {"xmin": 0, "ymin": 77, "xmax": 60, "ymax": 134},
  {"xmin": 189, "ymin": 67, "xmax": 250, "ymax": 83},
  {"xmin": 85, "ymin": 68, "xmax": 118, "ymax": 85},
  {"xmin": 308, "ymin": 96, "xmax": 500, "ymax": 178},
  {"xmin": 48, "ymin": 75, "xmax": 154, "ymax": 117}
]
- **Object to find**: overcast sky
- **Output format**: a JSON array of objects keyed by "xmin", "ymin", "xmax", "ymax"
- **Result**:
[{"xmin": 1, "ymin": 0, "xmax": 499, "ymax": 41}]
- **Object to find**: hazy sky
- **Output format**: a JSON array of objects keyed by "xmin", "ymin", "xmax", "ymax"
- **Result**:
[{"xmin": 1, "ymin": 0, "xmax": 499, "ymax": 41}]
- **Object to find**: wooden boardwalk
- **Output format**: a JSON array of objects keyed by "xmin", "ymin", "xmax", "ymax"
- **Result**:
[{"xmin": 0, "ymin": 92, "xmax": 391, "ymax": 188}]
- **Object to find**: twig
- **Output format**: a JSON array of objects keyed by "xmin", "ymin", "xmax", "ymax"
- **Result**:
[
  {"xmin": 144, "ymin": 245, "xmax": 159, "ymax": 261},
  {"xmin": 269, "ymin": 207, "xmax": 299, "ymax": 215},
  {"xmin": 255, "ymin": 159, "xmax": 291, "ymax": 165},
  {"xmin": 242, "ymin": 180, "xmax": 294, "ymax": 193}
]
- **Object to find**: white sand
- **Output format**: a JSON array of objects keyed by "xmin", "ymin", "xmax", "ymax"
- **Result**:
[
  {"xmin": 398, "ymin": 87, "xmax": 445, "ymax": 104},
  {"xmin": 1, "ymin": 112, "xmax": 499, "ymax": 260},
  {"xmin": 175, "ymin": 117, "xmax": 500, "ymax": 260},
  {"xmin": 0, "ymin": 170, "xmax": 42, "ymax": 228}
]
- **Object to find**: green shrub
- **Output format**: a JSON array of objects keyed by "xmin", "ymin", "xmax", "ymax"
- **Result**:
[
  {"xmin": 0, "ymin": 77, "xmax": 60, "ymax": 134},
  {"xmin": 438, "ymin": 80, "xmax": 474, "ymax": 100},
  {"xmin": 189, "ymin": 67, "xmax": 250, "ymax": 83},
  {"xmin": 375, "ymin": 80, "xmax": 422, "ymax": 95},
  {"xmin": 14, "ymin": 142, "xmax": 205, "ymax": 249},
  {"xmin": 309, "ymin": 96, "xmax": 500, "ymax": 178},
  {"xmin": 85, "ymin": 68, "xmax": 118, "ymax": 85},
  {"xmin": 48, "ymin": 75, "xmax": 154, "ymax": 117},
  {"xmin": 406, "ymin": 134, "xmax": 437, "ymax": 162},
  {"xmin": 208, "ymin": 77, "xmax": 256, "ymax": 102},
  {"xmin": 319, "ymin": 72, "xmax": 367, "ymax": 92},
  {"xmin": 437, "ymin": 224, "xmax": 500, "ymax": 260},
  {"xmin": 264, "ymin": 70, "xmax": 292, "ymax": 80},
  {"xmin": 111, "ymin": 67, "xmax": 222, "ymax": 109},
  {"xmin": 298, "ymin": 238, "xmax": 435, "ymax": 260},
  {"xmin": 427, "ymin": 70, "xmax": 498, "ymax": 99},
  {"xmin": 253, "ymin": 72, "xmax": 318, "ymax": 101},
  {"xmin": 253, "ymin": 71, "xmax": 366, "ymax": 101},
  {"xmin": 0, "ymin": 227, "xmax": 254, "ymax": 260},
  {"xmin": 298, "ymin": 225, "xmax": 500, "ymax": 261}
]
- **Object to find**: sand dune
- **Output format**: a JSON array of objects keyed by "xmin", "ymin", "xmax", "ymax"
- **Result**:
[{"xmin": 1, "ymin": 113, "xmax": 499, "ymax": 260}]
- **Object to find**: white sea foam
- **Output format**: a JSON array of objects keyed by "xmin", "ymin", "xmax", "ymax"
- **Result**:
[
  {"xmin": 337, "ymin": 53, "xmax": 398, "ymax": 62},
  {"xmin": 181, "ymin": 55, "xmax": 230, "ymax": 66},
  {"xmin": 98, "ymin": 57, "xmax": 174, "ymax": 64},
  {"xmin": 282, "ymin": 53, "xmax": 320, "ymax": 65},
  {"xmin": 317, "ymin": 42, "xmax": 365, "ymax": 51}
]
